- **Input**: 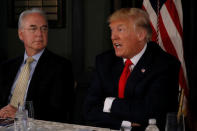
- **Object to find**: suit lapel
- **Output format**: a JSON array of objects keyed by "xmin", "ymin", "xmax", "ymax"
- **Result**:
[
  {"xmin": 1, "ymin": 56, "xmax": 23, "ymax": 104},
  {"xmin": 111, "ymin": 56, "xmax": 124, "ymax": 96},
  {"xmin": 124, "ymin": 43, "xmax": 154, "ymax": 97},
  {"xmin": 9, "ymin": 57, "xmax": 24, "ymax": 85},
  {"xmin": 26, "ymin": 49, "xmax": 50, "ymax": 100}
]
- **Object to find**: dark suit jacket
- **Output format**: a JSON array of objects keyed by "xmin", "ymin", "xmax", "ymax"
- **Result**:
[
  {"xmin": 84, "ymin": 42, "xmax": 180, "ymax": 131},
  {"xmin": 0, "ymin": 49, "xmax": 74, "ymax": 123}
]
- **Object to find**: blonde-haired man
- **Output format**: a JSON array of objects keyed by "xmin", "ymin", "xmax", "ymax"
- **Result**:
[{"xmin": 84, "ymin": 8, "xmax": 180, "ymax": 131}]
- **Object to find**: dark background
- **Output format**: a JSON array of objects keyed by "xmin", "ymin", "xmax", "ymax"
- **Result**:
[{"xmin": 0, "ymin": 0, "xmax": 196, "ymax": 125}]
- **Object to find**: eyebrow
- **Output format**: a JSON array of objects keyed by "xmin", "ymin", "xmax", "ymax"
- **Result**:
[
  {"xmin": 29, "ymin": 25, "xmax": 36, "ymax": 27},
  {"xmin": 29, "ymin": 24, "xmax": 48, "ymax": 28},
  {"xmin": 117, "ymin": 24, "xmax": 126, "ymax": 28},
  {"xmin": 110, "ymin": 23, "xmax": 125, "ymax": 28}
]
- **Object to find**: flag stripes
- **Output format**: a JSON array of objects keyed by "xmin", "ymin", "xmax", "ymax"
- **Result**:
[{"xmin": 142, "ymin": 0, "xmax": 188, "ymax": 101}]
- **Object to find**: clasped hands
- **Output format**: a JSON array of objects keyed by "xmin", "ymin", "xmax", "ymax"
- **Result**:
[{"xmin": 0, "ymin": 104, "xmax": 17, "ymax": 118}]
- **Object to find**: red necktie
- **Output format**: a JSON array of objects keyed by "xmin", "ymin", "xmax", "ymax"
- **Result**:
[{"xmin": 118, "ymin": 59, "xmax": 132, "ymax": 99}]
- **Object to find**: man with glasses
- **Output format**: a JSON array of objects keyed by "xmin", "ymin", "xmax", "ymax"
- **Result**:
[{"xmin": 0, "ymin": 8, "xmax": 74, "ymax": 123}]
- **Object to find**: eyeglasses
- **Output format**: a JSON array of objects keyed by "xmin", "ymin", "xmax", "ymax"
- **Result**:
[{"xmin": 23, "ymin": 26, "xmax": 48, "ymax": 33}]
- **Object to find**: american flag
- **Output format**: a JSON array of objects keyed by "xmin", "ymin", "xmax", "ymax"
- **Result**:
[{"xmin": 142, "ymin": 0, "xmax": 188, "ymax": 115}]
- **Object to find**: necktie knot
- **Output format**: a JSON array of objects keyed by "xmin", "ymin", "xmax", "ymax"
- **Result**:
[
  {"xmin": 125, "ymin": 59, "xmax": 132, "ymax": 66},
  {"xmin": 26, "ymin": 57, "xmax": 34, "ymax": 64}
]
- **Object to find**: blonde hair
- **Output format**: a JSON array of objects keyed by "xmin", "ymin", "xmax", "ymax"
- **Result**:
[{"xmin": 108, "ymin": 8, "xmax": 152, "ymax": 42}]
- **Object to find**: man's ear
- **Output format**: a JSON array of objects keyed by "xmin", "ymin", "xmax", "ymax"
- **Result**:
[
  {"xmin": 137, "ymin": 29, "xmax": 147, "ymax": 41},
  {"xmin": 18, "ymin": 29, "xmax": 23, "ymax": 41}
]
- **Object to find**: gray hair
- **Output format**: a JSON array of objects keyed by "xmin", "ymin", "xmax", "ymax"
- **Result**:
[
  {"xmin": 108, "ymin": 8, "xmax": 152, "ymax": 42},
  {"xmin": 18, "ymin": 8, "xmax": 48, "ymax": 29}
]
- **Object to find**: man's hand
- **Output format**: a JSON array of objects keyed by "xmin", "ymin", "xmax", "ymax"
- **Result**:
[{"xmin": 0, "ymin": 104, "xmax": 17, "ymax": 118}]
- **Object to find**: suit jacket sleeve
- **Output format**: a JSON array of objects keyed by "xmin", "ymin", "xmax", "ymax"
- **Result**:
[{"xmin": 84, "ymin": 59, "xmax": 122, "ymax": 129}]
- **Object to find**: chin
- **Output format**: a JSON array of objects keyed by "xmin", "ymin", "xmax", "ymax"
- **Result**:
[{"xmin": 115, "ymin": 52, "xmax": 122, "ymax": 58}]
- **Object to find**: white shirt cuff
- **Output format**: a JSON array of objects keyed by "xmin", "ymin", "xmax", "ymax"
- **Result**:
[
  {"xmin": 103, "ymin": 97, "xmax": 115, "ymax": 113},
  {"xmin": 121, "ymin": 121, "xmax": 132, "ymax": 131}
]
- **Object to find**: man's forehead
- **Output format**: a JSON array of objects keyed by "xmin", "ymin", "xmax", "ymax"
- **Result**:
[
  {"xmin": 109, "ymin": 20, "xmax": 128, "ymax": 28},
  {"xmin": 24, "ymin": 23, "xmax": 47, "ymax": 28},
  {"xmin": 24, "ymin": 13, "xmax": 46, "ymax": 21},
  {"xmin": 22, "ymin": 15, "xmax": 47, "ymax": 26}
]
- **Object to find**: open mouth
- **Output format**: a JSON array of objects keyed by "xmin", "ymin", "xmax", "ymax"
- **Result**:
[{"xmin": 114, "ymin": 43, "xmax": 121, "ymax": 48}]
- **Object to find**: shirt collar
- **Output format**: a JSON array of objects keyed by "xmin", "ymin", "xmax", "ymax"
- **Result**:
[
  {"xmin": 123, "ymin": 44, "xmax": 147, "ymax": 66},
  {"xmin": 23, "ymin": 49, "xmax": 45, "ymax": 63}
]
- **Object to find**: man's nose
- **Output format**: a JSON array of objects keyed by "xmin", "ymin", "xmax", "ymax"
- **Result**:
[
  {"xmin": 111, "ymin": 32, "xmax": 117, "ymax": 40},
  {"xmin": 35, "ymin": 28, "xmax": 43, "ymax": 36}
]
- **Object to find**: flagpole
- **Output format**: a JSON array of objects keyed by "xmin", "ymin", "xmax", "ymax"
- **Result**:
[
  {"xmin": 177, "ymin": 88, "xmax": 184, "ymax": 121},
  {"xmin": 156, "ymin": 0, "xmax": 160, "ymax": 44}
]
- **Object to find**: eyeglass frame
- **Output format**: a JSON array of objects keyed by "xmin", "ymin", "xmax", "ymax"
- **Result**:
[{"xmin": 22, "ymin": 25, "xmax": 48, "ymax": 33}]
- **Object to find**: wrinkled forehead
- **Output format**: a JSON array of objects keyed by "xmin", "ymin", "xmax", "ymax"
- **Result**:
[{"xmin": 21, "ymin": 13, "xmax": 47, "ymax": 27}]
